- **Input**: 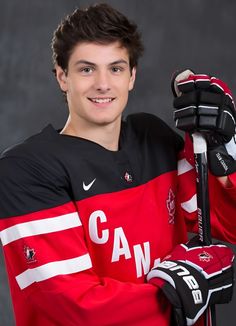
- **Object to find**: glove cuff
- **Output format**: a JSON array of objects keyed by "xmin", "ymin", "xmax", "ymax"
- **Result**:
[{"xmin": 207, "ymin": 144, "xmax": 236, "ymax": 176}]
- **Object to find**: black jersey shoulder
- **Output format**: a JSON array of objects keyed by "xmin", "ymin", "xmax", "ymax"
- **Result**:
[
  {"xmin": 0, "ymin": 124, "xmax": 70, "ymax": 194},
  {"xmin": 1, "ymin": 124, "xmax": 64, "ymax": 160},
  {"xmin": 122, "ymin": 112, "xmax": 184, "ymax": 180},
  {"xmin": 0, "ymin": 125, "xmax": 72, "ymax": 218},
  {"xmin": 124, "ymin": 112, "xmax": 184, "ymax": 152}
]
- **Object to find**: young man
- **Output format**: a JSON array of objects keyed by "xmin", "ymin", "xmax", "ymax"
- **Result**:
[{"xmin": 0, "ymin": 3, "xmax": 235, "ymax": 326}]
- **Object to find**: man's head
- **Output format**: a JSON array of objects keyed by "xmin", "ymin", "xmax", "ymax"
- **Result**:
[
  {"xmin": 52, "ymin": 4, "xmax": 144, "ymax": 134},
  {"xmin": 51, "ymin": 3, "xmax": 144, "ymax": 73}
]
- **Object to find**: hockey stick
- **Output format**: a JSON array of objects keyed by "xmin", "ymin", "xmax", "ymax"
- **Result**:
[{"xmin": 192, "ymin": 133, "xmax": 216, "ymax": 326}]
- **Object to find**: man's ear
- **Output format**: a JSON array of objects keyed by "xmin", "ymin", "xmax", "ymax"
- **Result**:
[
  {"xmin": 129, "ymin": 67, "xmax": 136, "ymax": 91},
  {"xmin": 55, "ymin": 65, "xmax": 68, "ymax": 92}
]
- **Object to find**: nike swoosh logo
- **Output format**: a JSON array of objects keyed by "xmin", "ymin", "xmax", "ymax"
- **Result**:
[{"xmin": 83, "ymin": 178, "xmax": 96, "ymax": 191}]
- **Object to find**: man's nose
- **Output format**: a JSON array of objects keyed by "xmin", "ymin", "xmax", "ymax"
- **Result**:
[{"xmin": 94, "ymin": 70, "xmax": 111, "ymax": 92}]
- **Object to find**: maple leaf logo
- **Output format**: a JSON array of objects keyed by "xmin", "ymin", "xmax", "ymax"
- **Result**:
[{"xmin": 166, "ymin": 189, "xmax": 176, "ymax": 224}]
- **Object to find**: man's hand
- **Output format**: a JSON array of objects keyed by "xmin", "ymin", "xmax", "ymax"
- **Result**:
[
  {"xmin": 147, "ymin": 237, "xmax": 235, "ymax": 326},
  {"xmin": 172, "ymin": 70, "xmax": 236, "ymax": 176}
]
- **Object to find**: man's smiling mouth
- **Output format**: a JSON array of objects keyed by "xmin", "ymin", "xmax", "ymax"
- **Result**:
[{"xmin": 88, "ymin": 97, "xmax": 115, "ymax": 104}]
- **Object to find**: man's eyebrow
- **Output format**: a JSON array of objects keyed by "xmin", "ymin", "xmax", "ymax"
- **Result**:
[
  {"xmin": 74, "ymin": 60, "xmax": 96, "ymax": 66},
  {"xmin": 109, "ymin": 60, "xmax": 129, "ymax": 66},
  {"xmin": 74, "ymin": 59, "xmax": 129, "ymax": 66}
]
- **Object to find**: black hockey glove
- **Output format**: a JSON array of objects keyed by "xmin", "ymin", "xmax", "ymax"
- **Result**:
[
  {"xmin": 172, "ymin": 70, "xmax": 236, "ymax": 176},
  {"xmin": 147, "ymin": 237, "xmax": 235, "ymax": 326}
]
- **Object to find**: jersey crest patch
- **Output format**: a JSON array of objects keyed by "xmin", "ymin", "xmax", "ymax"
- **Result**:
[
  {"xmin": 198, "ymin": 251, "xmax": 213, "ymax": 262},
  {"xmin": 24, "ymin": 245, "xmax": 37, "ymax": 264},
  {"xmin": 124, "ymin": 172, "xmax": 133, "ymax": 183},
  {"xmin": 166, "ymin": 188, "xmax": 176, "ymax": 224}
]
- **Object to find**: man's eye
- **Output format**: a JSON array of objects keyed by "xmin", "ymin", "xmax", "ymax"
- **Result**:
[
  {"xmin": 80, "ymin": 67, "xmax": 94, "ymax": 74},
  {"xmin": 111, "ymin": 66, "xmax": 123, "ymax": 73}
]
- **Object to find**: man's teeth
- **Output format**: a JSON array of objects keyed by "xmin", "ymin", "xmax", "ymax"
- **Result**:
[{"xmin": 90, "ymin": 98, "xmax": 113, "ymax": 103}]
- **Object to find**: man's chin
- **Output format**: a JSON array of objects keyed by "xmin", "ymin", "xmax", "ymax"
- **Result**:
[{"xmin": 89, "ymin": 114, "xmax": 122, "ymax": 127}]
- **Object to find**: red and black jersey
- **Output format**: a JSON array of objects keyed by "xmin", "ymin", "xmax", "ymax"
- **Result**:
[{"xmin": 0, "ymin": 113, "xmax": 236, "ymax": 326}]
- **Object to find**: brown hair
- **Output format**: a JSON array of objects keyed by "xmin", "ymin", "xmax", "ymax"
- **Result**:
[{"xmin": 51, "ymin": 3, "xmax": 144, "ymax": 73}]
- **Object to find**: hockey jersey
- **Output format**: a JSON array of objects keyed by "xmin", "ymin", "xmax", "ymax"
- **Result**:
[{"xmin": 0, "ymin": 113, "xmax": 236, "ymax": 326}]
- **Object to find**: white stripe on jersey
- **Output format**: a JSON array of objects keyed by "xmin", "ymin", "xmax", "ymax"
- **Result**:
[
  {"xmin": 0, "ymin": 212, "xmax": 81, "ymax": 246},
  {"xmin": 16, "ymin": 253, "xmax": 92, "ymax": 289},
  {"xmin": 177, "ymin": 158, "xmax": 194, "ymax": 176},
  {"xmin": 181, "ymin": 194, "xmax": 197, "ymax": 213}
]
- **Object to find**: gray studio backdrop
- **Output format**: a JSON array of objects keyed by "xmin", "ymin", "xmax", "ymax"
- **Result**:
[{"xmin": 0, "ymin": 0, "xmax": 235, "ymax": 325}]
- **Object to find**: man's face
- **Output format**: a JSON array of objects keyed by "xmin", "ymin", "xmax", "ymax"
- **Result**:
[{"xmin": 56, "ymin": 41, "xmax": 136, "ymax": 128}]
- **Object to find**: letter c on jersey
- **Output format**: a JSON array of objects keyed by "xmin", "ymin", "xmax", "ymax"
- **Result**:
[{"xmin": 89, "ymin": 210, "xmax": 109, "ymax": 244}]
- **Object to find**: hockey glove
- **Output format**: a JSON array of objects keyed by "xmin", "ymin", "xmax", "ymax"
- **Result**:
[
  {"xmin": 147, "ymin": 237, "xmax": 235, "ymax": 326},
  {"xmin": 172, "ymin": 69, "xmax": 236, "ymax": 176}
]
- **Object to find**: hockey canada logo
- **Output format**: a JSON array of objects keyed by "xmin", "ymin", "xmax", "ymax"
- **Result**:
[
  {"xmin": 24, "ymin": 245, "xmax": 37, "ymax": 263},
  {"xmin": 124, "ymin": 172, "xmax": 133, "ymax": 183},
  {"xmin": 166, "ymin": 189, "xmax": 175, "ymax": 224},
  {"xmin": 198, "ymin": 251, "xmax": 213, "ymax": 262}
]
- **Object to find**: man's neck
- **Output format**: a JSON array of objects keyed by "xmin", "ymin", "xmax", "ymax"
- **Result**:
[{"xmin": 60, "ymin": 116, "xmax": 122, "ymax": 151}]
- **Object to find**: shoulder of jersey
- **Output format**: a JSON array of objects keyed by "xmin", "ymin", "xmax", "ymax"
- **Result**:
[
  {"xmin": 126, "ymin": 112, "xmax": 183, "ymax": 149},
  {"xmin": 0, "ymin": 125, "xmax": 58, "ymax": 160},
  {"xmin": 0, "ymin": 125, "xmax": 71, "ymax": 180}
]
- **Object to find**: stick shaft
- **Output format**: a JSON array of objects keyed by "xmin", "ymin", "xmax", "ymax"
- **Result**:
[
  {"xmin": 194, "ymin": 152, "xmax": 211, "ymax": 245},
  {"xmin": 192, "ymin": 133, "xmax": 216, "ymax": 326}
]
